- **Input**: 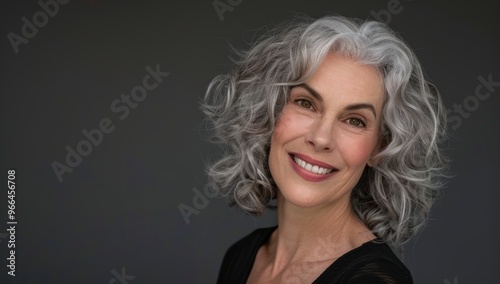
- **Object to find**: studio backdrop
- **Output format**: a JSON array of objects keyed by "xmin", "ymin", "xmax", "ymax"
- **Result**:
[{"xmin": 1, "ymin": 0, "xmax": 499, "ymax": 283}]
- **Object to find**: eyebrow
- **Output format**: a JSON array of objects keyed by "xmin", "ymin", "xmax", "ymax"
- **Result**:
[
  {"xmin": 295, "ymin": 83, "xmax": 322, "ymax": 102},
  {"xmin": 345, "ymin": 103, "xmax": 377, "ymax": 118},
  {"xmin": 293, "ymin": 83, "xmax": 377, "ymax": 118}
]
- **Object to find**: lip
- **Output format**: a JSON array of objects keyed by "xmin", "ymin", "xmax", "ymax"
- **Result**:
[{"xmin": 288, "ymin": 152, "xmax": 337, "ymax": 182}]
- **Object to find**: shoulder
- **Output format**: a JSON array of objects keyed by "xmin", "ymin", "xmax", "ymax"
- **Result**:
[
  {"xmin": 315, "ymin": 241, "xmax": 413, "ymax": 284},
  {"xmin": 217, "ymin": 226, "xmax": 276, "ymax": 284},
  {"xmin": 228, "ymin": 226, "xmax": 275, "ymax": 252},
  {"xmin": 222, "ymin": 226, "xmax": 276, "ymax": 264}
]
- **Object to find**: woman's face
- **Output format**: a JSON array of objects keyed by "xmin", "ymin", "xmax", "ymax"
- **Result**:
[{"xmin": 269, "ymin": 52, "xmax": 384, "ymax": 210}]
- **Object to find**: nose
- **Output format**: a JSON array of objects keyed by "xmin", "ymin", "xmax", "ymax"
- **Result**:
[{"xmin": 305, "ymin": 116, "xmax": 335, "ymax": 152}]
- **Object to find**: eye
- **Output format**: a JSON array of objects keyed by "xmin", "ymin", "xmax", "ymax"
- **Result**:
[
  {"xmin": 295, "ymin": 99, "xmax": 314, "ymax": 110},
  {"xmin": 346, "ymin": 117, "xmax": 366, "ymax": 128}
]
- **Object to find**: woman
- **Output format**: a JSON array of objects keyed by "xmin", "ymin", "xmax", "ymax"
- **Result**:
[{"xmin": 203, "ymin": 15, "xmax": 447, "ymax": 283}]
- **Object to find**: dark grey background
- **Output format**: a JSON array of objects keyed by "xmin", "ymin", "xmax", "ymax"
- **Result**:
[{"xmin": 1, "ymin": 0, "xmax": 499, "ymax": 283}]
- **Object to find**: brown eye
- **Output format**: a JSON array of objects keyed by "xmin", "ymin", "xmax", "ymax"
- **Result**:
[
  {"xmin": 346, "ymin": 118, "xmax": 366, "ymax": 128},
  {"xmin": 296, "ymin": 99, "xmax": 313, "ymax": 109}
]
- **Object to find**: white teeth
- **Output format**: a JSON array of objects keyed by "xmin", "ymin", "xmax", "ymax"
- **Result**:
[
  {"xmin": 293, "ymin": 156, "xmax": 333, "ymax": 175},
  {"xmin": 300, "ymin": 160, "xmax": 306, "ymax": 168},
  {"xmin": 312, "ymin": 165, "xmax": 319, "ymax": 173}
]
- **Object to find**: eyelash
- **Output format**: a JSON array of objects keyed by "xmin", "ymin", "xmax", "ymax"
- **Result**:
[
  {"xmin": 345, "ymin": 117, "xmax": 367, "ymax": 128},
  {"xmin": 294, "ymin": 98, "xmax": 315, "ymax": 110},
  {"xmin": 293, "ymin": 98, "xmax": 367, "ymax": 128}
]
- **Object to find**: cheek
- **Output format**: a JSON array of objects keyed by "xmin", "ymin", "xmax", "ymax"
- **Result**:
[
  {"xmin": 272, "ymin": 107, "xmax": 310, "ymax": 142},
  {"xmin": 337, "ymin": 134, "xmax": 378, "ymax": 168},
  {"xmin": 270, "ymin": 108, "xmax": 310, "ymax": 172}
]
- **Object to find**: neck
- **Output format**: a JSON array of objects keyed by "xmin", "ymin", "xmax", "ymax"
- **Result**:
[{"xmin": 266, "ymin": 192, "xmax": 375, "ymax": 275}]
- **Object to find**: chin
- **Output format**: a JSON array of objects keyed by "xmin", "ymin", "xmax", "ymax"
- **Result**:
[{"xmin": 278, "ymin": 187, "xmax": 341, "ymax": 209}]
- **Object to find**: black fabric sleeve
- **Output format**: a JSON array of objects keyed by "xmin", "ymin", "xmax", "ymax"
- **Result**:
[
  {"xmin": 313, "ymin": 241, "xmax": 413, "ymax": 284},
  {"xmin": 217, "ymin": 227, "xmax": 276, "ymax": 284},
  {"xmin": 343, "ymin": 259, "xmax": 413, "ymax": 284}
]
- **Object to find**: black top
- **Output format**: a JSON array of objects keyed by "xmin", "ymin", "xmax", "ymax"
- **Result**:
[{"xmin": 217, "ymin": 226, "xmax": 413, "ymax": 284}]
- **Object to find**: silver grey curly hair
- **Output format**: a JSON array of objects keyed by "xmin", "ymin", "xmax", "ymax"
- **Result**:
[{"xmin": 202, "ymin": 15, "xmax": 448, "ymax": 248}]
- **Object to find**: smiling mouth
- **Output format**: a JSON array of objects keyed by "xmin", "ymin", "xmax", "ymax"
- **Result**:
[{"xmin": 291, "ymin": 154, "xmax": 336, "ymax": 175}]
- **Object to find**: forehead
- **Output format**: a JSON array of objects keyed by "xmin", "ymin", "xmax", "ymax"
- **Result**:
[{"xmin": 305, "ymin": 52, "xmax": 384, "ymax": 107}]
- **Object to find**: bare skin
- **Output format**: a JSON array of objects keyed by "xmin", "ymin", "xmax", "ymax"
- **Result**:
[
  {"xmin": 246, "ymin": 193, "xmax": 376, "ymax": 283},
  {"xmin": 247, "ymin": 52, "xmax": 384, "ymax": 283}
]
